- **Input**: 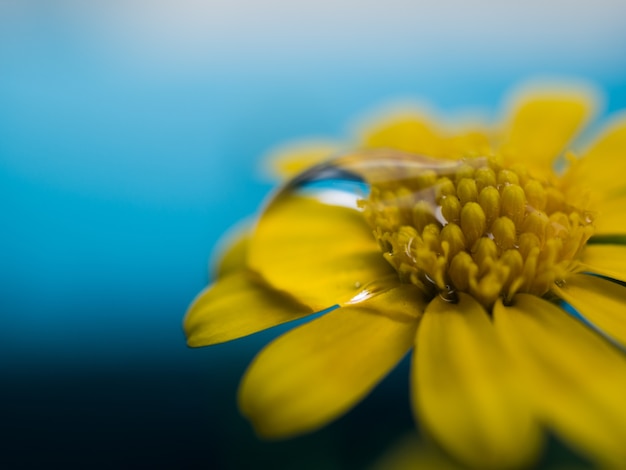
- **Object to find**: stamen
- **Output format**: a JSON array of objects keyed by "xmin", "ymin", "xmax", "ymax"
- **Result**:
[
  {"xmin": 500, "ymin": 185, "xmax": 526, "ymax": 227},
  {"xmin": 478, "ymin": 186, "xmax": 500, "ymax": 227},
  {"xmin": 362, "ymin": 157, "xmax": 594, "ymax": 310},
  {"xmin": 491, "ymin": 217, "xmax": 516, "ymax": 251},
  {"xmin": 460, "ymin": 202, "xmax": 486, "ymax": 248}
]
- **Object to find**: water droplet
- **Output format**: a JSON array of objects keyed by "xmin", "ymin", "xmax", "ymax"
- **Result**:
[
  {"xmin": 438, "ymin": 285, "xmax": 458, "ymax": 303},
  {"xmin": 434, "ymin": 205, "xmax": 447, "ymax": 226},
  {"xmin": 345, "ymin": 277, "xmax": 398, "ymax": 304},
  {"xmin": 583, "ymin": 211, "xmax": 595, "ymax": 225},
  {"xmin": 555, "ymin": 279, "xmax": 566, "ymax": 288}
]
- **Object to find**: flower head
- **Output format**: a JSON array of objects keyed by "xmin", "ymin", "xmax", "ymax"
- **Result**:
[{"xmin": 185, "ymin": 84, "xmax": 626, "ymax": 468}]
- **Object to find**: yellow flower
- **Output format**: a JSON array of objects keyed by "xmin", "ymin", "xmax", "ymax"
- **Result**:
[{"xmin": 185, "ymin": 84, "xmax": 626, "ymax": 469}]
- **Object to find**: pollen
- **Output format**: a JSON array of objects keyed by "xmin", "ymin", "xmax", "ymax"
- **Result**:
[{"xmin": 361, "ymin": 157, "xmax": 595, "ymax": 309}]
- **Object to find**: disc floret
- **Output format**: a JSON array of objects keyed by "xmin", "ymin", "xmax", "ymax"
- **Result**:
[{"xmin": 361, "ymin": 157, "xmax": 595, "ymax": 309}]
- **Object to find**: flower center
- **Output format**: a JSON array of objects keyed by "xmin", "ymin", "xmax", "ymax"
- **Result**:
[{"xmin": 360, "ymin": 156, "xmax": 595, "ymax": 309}]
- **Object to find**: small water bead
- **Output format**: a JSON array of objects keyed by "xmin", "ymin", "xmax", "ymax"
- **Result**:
[
  {"xmin": 262, "ymin": 149, "xmax": 594, "ymax": 309},
  {"xmin": 345, "ymin": 276, "xmax": 402, "ymax": 305}
]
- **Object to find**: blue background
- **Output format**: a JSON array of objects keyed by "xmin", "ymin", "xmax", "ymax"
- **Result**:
[{"xmin": 2, "ymin": 2, "xmax": 626, "ymax": 467}]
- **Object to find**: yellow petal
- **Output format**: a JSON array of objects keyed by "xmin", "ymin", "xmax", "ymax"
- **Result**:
[
  {"xmin": 371, "ymin": 433, "xmax": 465, "ymax": 470},
  {"xmin": 577, "ymin": 115, "xmax": 626, "ymax": 201},
  {"xmin": 360, "ymin": 112, "xmax": 491, "ymax": 159},
  {"xmin": 501, "ymin": 89, "xmax": 595, "ymax": 172},
  {"xmin": 264, "ymin": 141, "xmax": 341, "ymax": 180},
  {"xmin": 554, "ymin": 273, "xmax": 626, "ymax": 348},
  {"xmin": 443, "ymin": 127, "xmax": 493, "ymax": 158},
  {"xmin": 593, "ymin": 194, "xmax": 626, "ymax": 235},
  {"xmin": 238, "ymin": 285, "xmax": 422, "ymax": 438},
  {"xmin": 413, "ymin": 293, "xmax": 541, "ymax": 469},
  {"xmin": 581, "ymin": 244, "xmax": 626, "ymax": 283},
  {"xmin": 360, "ymin": 113, "xmax": 444, "ymax": 156},
  {"xmin": 249, "ymin": 195, "xmax": 396, "ymax": 310},
  {"xmin": 184, "ymin": 270, "xmax": 313, "ymax": 347},
  {"xmin": 214, "ymin": 230, "xmax": 250, "ymax": 278},
  {"xmin": 494, "ymin": 294, "xmax": 626, "ymax": 467}
]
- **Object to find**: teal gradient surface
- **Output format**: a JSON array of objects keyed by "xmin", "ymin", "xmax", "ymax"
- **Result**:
[{"xmin": 2, "ymin": 2, "xmax": 626, "ymax": 467}]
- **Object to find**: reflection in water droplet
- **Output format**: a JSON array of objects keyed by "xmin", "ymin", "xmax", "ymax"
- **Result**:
[{"xmin": 276, "ymin": 158, "xmax": 370, "ymax": 209}]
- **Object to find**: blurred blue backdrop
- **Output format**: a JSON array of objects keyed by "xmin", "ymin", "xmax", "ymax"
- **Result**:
[{"xmin": 1, "ymin": 1, "xmax": 626, "ymax": 467}]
